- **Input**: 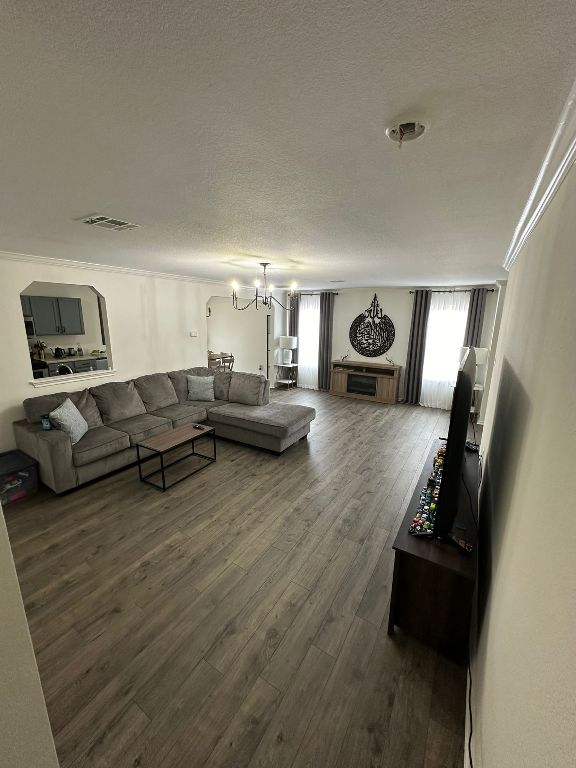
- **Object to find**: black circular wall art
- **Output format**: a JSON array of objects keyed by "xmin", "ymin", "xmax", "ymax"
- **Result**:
[{"xmin": 349, "ymin": 294, "xmax": 395, "ymax": 357}]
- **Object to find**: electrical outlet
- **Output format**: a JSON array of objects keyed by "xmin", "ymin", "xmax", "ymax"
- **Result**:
[{"xmin": 189, "ymin": 330, "xmax": 198, "ymax": 338}]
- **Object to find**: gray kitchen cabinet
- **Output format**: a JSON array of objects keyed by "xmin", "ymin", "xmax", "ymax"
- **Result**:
[
  {"xmin": 30, "ymin": 296, "xmax": 60, "ymax": 335},
  {"xmin": 20, "ymin": 295, "xmax": 32, "ymax": 316},
  {"xmin": 57, "ymin": 297, "xmax": 84, "ymax": 335},
  {"xmin": 47, "ymin": 362, "xmax": 74, "ymax": 376},
  {"xmin": 73, "ymin": 360, "xmax": 94, "ymax": 373},
  {"xmin": 46, "ymin": 357, "xmax": 107, "ymax": 376},
  {"xmin": 27, "ymin": 296, "xmax": 85, "ymax": 336}
]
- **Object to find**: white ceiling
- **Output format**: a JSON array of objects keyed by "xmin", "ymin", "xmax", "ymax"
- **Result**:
[{"xmin": 1, "ymin": 0, "xmax": 575, "ymax": 289}]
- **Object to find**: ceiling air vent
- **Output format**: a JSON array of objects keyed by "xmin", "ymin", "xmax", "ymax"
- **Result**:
[{"xmin": 80, "ymin": 214, "xmax": 141, "ymax": 231}]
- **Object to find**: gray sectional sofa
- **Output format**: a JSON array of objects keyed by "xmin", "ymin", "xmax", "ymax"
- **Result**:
[{"xmin": 13, "ymin": 367, "xmax": 316, "ymax": 493}]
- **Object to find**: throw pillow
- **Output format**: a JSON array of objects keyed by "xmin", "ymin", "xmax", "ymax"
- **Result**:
[
  {"xmin": 187, "ymin": 375, "xmax": 215, "ymax": 402},
  {"xmin": 49, "ymin": 398, "xmax": 89, "ymax": 445}
]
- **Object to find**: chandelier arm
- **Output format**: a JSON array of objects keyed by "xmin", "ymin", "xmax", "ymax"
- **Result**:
[
  {"xmin": 270, "ymin": 295, "xmax": 294, "ymax": 312},
  {"xmin": 233, "ymin": 297, "xmax": 258, "ymax": 311},
  {"xmin": 231, "ymin": 262, "xmax": 296, "ymax": 311}
]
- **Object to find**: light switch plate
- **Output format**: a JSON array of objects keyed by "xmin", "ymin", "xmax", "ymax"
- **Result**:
[{"xmin": 189, "ymin": 330, "xmax": 198, "ymax": 338}]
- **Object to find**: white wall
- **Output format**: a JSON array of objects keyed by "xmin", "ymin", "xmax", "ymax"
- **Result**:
[
  {"xmin": 479, "ymin": 286, "xmax": 498, "ymax": 349},
  {"xmin": 207, "ymin": 295, "xmax": 269, "ymax": 376},
  {"xmin": 472, "ymin": 167, "xmax": 576, "ymax": 766},
  {"xmin": 207, "ymin": 290, "xmax": 287, "ymax": 383},
  {"xmin": 0, "ymin": 253, "xmax": 223, "ymax": 452},
  {"xmin": 332, "ymin": 288, "xmax": 414, "ymax": 397},
  {"xmin": 22, "ymin": 281, "xmax": 107, "ymax": 359},
  {"xmin": 0, "ymin": 505, "xmax": 59, "ymax": 768}
]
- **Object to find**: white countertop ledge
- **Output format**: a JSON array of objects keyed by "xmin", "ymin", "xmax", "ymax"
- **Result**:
[{"xmin": 29, "ymin": 369, "xmax": 117, "ymax": 388}]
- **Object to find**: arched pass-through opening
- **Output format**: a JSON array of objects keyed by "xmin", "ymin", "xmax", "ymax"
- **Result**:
[{"xmin": 20, "ymin": 281, "xmax": 113, "ymax": 380}]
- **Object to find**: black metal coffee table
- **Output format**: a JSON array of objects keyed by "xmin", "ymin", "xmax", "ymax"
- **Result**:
[{"xmin": 136, "ymin": 423, "xmax": 216, "ymax": 491}]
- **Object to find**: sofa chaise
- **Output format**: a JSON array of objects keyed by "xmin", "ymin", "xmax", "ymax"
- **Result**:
[{"xmin": 13, "ymin": 367, "xmax": 315, "ymax": 493}]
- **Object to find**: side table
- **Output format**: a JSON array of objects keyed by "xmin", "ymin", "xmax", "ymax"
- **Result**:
[{"xmin": 275, "ymin": 363, "xmax": 298, "ymax": 389}]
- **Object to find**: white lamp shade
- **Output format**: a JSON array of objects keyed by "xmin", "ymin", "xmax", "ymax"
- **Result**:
[{"xmin": 279, "ymin": 336, "xmax": 298, "ymax": 349}]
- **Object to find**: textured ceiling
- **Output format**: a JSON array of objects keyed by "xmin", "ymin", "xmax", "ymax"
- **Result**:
[{"xmin": 1, "ymin": 0, "xmax": 575, "ymax": 288}]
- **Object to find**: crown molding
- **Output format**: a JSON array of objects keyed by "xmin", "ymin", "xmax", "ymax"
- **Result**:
[
  {"xmin": 0, "ymin": 249, "xmax": 227, "ymax": 288},
  {"xmin": 504, "ymin": 78, "xmax": 576, "ymax": 271}
]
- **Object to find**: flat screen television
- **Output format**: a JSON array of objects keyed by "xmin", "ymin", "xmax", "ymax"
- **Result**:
[{"xmin": 434, "ymin": 347, "xmax": 476, "ymax": 538}]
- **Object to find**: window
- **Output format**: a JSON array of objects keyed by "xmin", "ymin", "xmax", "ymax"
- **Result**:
[
  {"xmin": 420, "ymin": 291, "xmax": 470, "ymax": 410},
  {"xmin": 298, "ymin": 294, "xmax": 320, "ymax": 389}
]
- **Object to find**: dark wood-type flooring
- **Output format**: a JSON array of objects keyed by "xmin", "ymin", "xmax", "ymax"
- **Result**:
[{"xmin": 5, "ymin": 390, "xmax": 465, "ymax": 768}]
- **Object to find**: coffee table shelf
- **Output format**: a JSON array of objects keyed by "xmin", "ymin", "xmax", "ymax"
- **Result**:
[{"xmin": 136, "ymin": 423, "xmax": 216, "ymax": 492}]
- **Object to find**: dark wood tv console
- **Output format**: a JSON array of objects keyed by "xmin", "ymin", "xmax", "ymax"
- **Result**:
[
  {"xmin": 388, "ymin": 441, "xmax": 478, "ymax": 663},
  {"xmin": 330, "ymin": 360, "xmax": 401, "ymax": 404}
]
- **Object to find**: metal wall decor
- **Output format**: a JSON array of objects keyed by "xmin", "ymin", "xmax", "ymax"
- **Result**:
[{"xmin": 349, "ymin": 294, "xmax": 395, "ymax": 357}]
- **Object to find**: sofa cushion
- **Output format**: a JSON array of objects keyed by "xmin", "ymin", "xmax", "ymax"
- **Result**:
[
  {"xmin": 228, "ymin": 372, "xmax": 267, "ymax": 406},
  {"xmin": 134, "ymin": 373, "xmax": 178, "ymax": 411},
  {"xmin": 68, "ymin": 389, "xmax": 103, "ymax": 428},
  {"xmin": 23, "ymin": 392, "xmax": 67, "ymax": 423},
  {"xmin": 167, "ymin": 370, "xmax": 188, "ymax": 403},
  {"xmin": 151, "ymin": 403, "xmax": 208, "ymax": 428},
  {"xmin": 214, "ymin": 370, "xmax": 232, "ymax": 400},
  {"xmin": 49, "ymin": 398, "xmax": 89, "ymax": 445},
  {"xmin": 187, "ymin": 375, "xmax": 215, "ymax": 402},
  {"xmin": 72, "ymin": 425, "xmax": 131, "ymax": 467},
  {"xmin": 192, "ymin": 399, "xmax": 228, "ymax": 413},
  {"xmin": 208, "ymin": 402, "xmax": 315, "ymax": 438},
  {"xmin": 108, "ymin": 413, "xmax": 172, "ymax": 446},
  {"xmin": 168, "ymin": 368, "xmax": 214, "ymax": 403},
  {"xmin": 90, "ymin": 381, "xmax": 147, "ymax": 424}
]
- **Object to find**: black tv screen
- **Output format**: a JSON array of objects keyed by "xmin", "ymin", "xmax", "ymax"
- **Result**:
[{"xmin": 434, "ymin": 347, "xmax": 476, "ymax": 537}]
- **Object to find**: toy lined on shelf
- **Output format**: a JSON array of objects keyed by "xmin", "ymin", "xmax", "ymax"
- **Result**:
[{"xmin": 408, "ymin": 444, "xmax": 445, "ymax": 536}]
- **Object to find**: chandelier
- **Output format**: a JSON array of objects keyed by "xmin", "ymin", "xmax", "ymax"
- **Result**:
[{"xmin": 231, "ymin": 262, "xmax": 297, "ymax": 311}]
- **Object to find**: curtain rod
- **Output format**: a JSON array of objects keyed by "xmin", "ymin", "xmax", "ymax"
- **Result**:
[
  {"xmin": 409, "ymin": 288, "xmax": 495, "ymax": 294},
  {"xmin": 297, "ymin": 291, "xmax": 339, "ymax": 296}
]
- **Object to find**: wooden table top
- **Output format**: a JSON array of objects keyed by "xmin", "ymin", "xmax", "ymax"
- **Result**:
[{"xmin": 137, "ymin": 423, "xmax": 214, "ymax": 453}]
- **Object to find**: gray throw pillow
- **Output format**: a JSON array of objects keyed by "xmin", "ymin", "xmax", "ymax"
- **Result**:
[
  {"xmin": 49, "ymin": 397, "xmax": 89, "ymax": 445},
  {"xmin": 187, "ymin": 375, "xmax": 215, "ymax": 402}
]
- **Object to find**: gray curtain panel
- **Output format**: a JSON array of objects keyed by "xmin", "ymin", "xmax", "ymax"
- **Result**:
[
  {"xmin": 288, "ymin": 292, "xmax": 300, "ymax": 364},
  {"xmin": 464, "ymin": 287, "xmax": 487, "ymax": 347},
  {"xmin": 318, "ymin": 292, "xmax": 335, "ymax": 390},
  {"xmin": 405, "ymin": 289, "xmax": 431, "ymax": 405}
]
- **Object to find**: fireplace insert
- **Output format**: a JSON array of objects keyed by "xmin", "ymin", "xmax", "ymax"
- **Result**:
[{"xmin": 347, "ymin": 373, "xmax": 377, "ymax": 397}]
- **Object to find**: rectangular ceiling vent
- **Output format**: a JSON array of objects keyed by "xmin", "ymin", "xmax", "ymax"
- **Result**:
[{"xmin": 81, "ymin": 214, "xmax": 141, "ymax": 231}]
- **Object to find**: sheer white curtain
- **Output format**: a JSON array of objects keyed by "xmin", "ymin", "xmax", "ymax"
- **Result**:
[
  {"xmin": 420, "ymin": 291, "xmax": 470, "ymax": 410},
  {"xmin": 298, "ymin": 293, "xmax": 320, "ymax": 389}
]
